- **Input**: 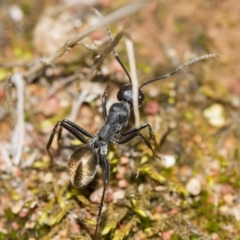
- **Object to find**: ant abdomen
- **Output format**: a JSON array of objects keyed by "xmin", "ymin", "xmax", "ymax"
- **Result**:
[
  {"xmin": 117, "ymin": 85, "xmax": 145, "ymax": 106},
  {"xmin": 68, "ymin": 146, "xmax": 99, "ymax": 187}
]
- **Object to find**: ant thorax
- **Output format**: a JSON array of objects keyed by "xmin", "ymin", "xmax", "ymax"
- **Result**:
[{"xmin": 93, "ymin": 101, "xmax": 131, "ymax": 154}]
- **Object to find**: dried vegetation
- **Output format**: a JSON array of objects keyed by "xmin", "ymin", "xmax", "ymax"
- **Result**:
[{"xmin": 0, "ymin": 0, "xmax": 240, "ymax": 239}]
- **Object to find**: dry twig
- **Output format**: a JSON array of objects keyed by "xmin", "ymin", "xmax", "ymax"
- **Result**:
[
  {"xmin": 11, "ymin": 73, "xmax": 25, "ymax": 165},
  {"xmin": 125, "ymin": 36, "xmax": 140, "ymax": 127},
  {"xmin": 26, "ymin": 0, "xmax": 147, "ymax": 82},
  {"xmin": 5, "ymin": 74, "xmax": 17, "ymax": 123}
]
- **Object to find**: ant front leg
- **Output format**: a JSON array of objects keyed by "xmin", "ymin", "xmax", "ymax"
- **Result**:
[
  {"xmin": 46, "ymin": 119, "xmax": 94, "ymax": 161},
  {"xmin": 122, "ymin": 123, "xmax": 157, "ymax": 147},
  {"xmin": 117, "ymin": 123, "xmax": 160, "ymax": 159}
]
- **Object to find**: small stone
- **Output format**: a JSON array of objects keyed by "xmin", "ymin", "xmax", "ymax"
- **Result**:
[
  {"xmin": 11, "ymin": 201, "xmax": 24, "ymax": 214},
  {"xmin": 113, "ymin": 189, "xmax": 125, "ymax": 201},
  {"xmin": 203, "ymin": 104, "xmax": 225, "ymax": 127},
  {"xmin": 211, "ymin": 233, "xmax": 220, "ymax": 240},
  {"xmin": 40, "ymin": 97, "xmax": 60, "ymax": 117},
  {"xmin": 100, "ymin": 0, "xmax": 113, "ymax": 6},
  {"xmin": 44, "ymin": 172, "xmax": 53, "ymax": 183},
  {"xmin": 9, "ymin": 4, "xmax": 23, "ymax": 22},
  {"xmin": 118, "ymin": 179, "xmax": 128, "ymax": 188},
  {"xmin": 90, "ymin": 187, "xmax": 113, "ymax": 203},
  {"xmin": 155, "ymin": 206, "xmax": 163, "ymax": 214},
  {"xmin": 145, "ymin": 100, "xmax": 160, "ymax": 115},
  {"xmin": 162, "ymin": 155, "xmax": 176, "ymax": 168},
  {"xmin": 219, "ymin": 205, "xmax": 229, "ymax": 215},
  {"xmin": 12, "ymin": 222, "xmax": 19, "ymax": 230},
  {"xmin": 223, "ymin": 193, "xmax": 233, "ymax": 205},
  {"xmin": 221, "ymin": 184, "xmax": 233, "ymax": 195},
  {"xmin": 120, "ymin": 156, "xmax": 130, "ymax": 165},
  {"xmin": 170, "ymin": 209, "xmax": 178, "ymax": 216},
  {"xmin": 186, "ymin": 178, "xmax": 201, "ymax": 196},
  {"xmin": 115, "ymin": 166, "xmax": 126, "ymax": 179},
  {"xmin": 231, "ymin": 206, "xmax": 240, "ymax": 221},
  {"xmin": 161, "ymin": 231, "xmax": 172, "ymax": 240}
]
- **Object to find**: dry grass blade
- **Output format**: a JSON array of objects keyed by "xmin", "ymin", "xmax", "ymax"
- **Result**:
[
  {"xmin": 93, "ymin": 30, "xmax": 124, "ymax": 71},
  {"xmin": 5, "ymin": 74, "xmax": 16, "ymax": 123},
  {"xmin": 125, "ymin": 37, "xmax": 140, "ymax": 127},
  {"xmin": 10, "ymin": 73, "xmax": 25, "ymax": 165},
  {"xmin": 112, "ymin": 216, "xmax": 139, "ymax": 240},
  {"xmin": 101, "ymin": 207, "xmax": 128, "ymax": 236}
]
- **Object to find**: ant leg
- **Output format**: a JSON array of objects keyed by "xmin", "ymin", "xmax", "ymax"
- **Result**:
[
  {"xmin": 118, "ymin": 124, "xmax": 162, "ymax": 160},
  {"xmin": 94, "ymin": 155, "xmax": 110, "ymax": 238},
  {"xmin": 46, "ymin": 122, "xmax": 60, "ymax": 160},
  {"xmin": 122, "ymin": 123, "xmax": 157, "ymax": 146},
  {"xmin": 46, "ymin": 119, "xmax": 93, "ymax": 160},
  {"xmin": 117, "ymin": 131, "xmax": 155, "ymax": 155},
  {"xmin": 61, "ymin": 119, "xmax": 94, "ymax": 138},
  {"xmin": 102, "ymin": 86, "xmax": 109, "ymax": 121},
  {"xmin": 56, "ymin": 127, "xmax": 63, "ymax": 155}
]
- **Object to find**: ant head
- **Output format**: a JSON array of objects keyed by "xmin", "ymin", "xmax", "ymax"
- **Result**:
[
  {"xmin": 117, "ymin": 85, "xmax": 145, "ymax": 106},
  {"xmin": 68, "ymin": 146, "xmax": 98, "ymax": 187}
]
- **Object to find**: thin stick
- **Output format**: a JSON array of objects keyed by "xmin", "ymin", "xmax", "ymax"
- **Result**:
[
  {"xmin": 125, "ymin": 37, "xmax": 140, "ymax": 127},
  {"xmin": 5, "ymin": 74, "xmax": 17, "ymax": 123},
  {"xmin": 93, "ymin": 30, "xmax": 124, "ymax": 71},
  {"xmin": 0, "ymin": 144, "xmax": 12, "ymax": 172},
  {"xmin": 91, "ymin": 7, "xmax": 132, "ymax": 83},
  {"xmin": 11, "ymin": 73, "xmax": 25, "ymax": 165}
]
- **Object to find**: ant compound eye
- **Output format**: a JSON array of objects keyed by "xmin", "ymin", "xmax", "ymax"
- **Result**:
[
  {"xmin": 117, "ymin": 85, "xmax": 145, "ymax": 106},
  {"xmin": 68, "ymin": 146, "xmax": 98, "ymax": 187}
]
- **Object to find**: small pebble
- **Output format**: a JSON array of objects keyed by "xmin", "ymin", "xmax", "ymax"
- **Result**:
[
  {"xmin": 170, "ymin": 209, "xmax": 178, "ymax": 216},
  {"xmin": 44, "ymin": 172, "xmax": 53, "ymax": 183},
  {"xmin": 113, "ymin": 189, "xmax": 125, "ymax": 201},
  {"xmin": 100, "ymin": 0, "xmax": 113, "ymax": 6},
  {"xmin": 120, "ymin": 156, "xmax": 130, "ymax": 165},
  {"xmin": 161, "ymin": 231, "xmax": 172, "ymax": 240},
  {"xmin": 145, "ymin": 100, "xmax": 160, "ymax": 115},
  {"xmin": 115, "ymin": 166, "xmax": 126, "ymax": 179},
  {"xmin": 223, "ymin": 193, "xmax": 233, "ymax": 205},
  {"xmin": 9, "ymin": 4, "xmax": 23, "ymax": 22},
  {"xmin": 221, "ymin": 184, "xmax": 233, "ymax": 195},
  {"xmin": 155, "ymin": 205, "xmax": 163, "ymax": 213},
  {"xmin": 90, "ymin": 187, "xmax": 113, "ymax": 203},
  {"xmin": 203, "ymin": 103, "xmax": 225, "ymax": 127},
  {"xmin": 162, "ymin": 155, "xmax": 176, "ymax": 168},
  {"xmin": 186, "ymin": 178, "xmax": 201, "ymax": 196},
  {"xmin": 211, "ymin": 233, "xmax": 220, "ymax": 240},
  {"xmin": 231, "ymin": 206, "xmax": 240, "ymax": 221},
  {"xmin": 11, "ymin": 201, "xmax": 24, "ymax": 214},
  {"xmin": 40, "ymin": 97, "xmax": 60, "ymax": 117},
  {"xmin": 118, "ymin": 179, "xmax": 128, "ymax": 188},
  {"xmin": 219, "ymin": 205, "xmax": 229, "ymax": 215}
]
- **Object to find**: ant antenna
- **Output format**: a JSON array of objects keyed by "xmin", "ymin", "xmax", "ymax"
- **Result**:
[
  {"xmin": 92, "ymin": 7, "xmax": 132, "ymax": 84},
  {"xmin": 140, "ymin": 54, "xmax": 219, "ymax": 89}
]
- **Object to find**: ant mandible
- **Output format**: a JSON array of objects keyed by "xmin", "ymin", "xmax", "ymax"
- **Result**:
[{"xmin": 46, "ymin": 19, "xmax": 218, "ymax": 239}]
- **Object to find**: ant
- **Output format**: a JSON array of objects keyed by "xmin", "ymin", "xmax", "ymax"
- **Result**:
[{"xmin": 46, "ymin": 20, "xmax": 218, "ymax": 239}]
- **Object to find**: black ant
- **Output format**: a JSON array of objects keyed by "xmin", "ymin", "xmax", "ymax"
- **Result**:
[{"xmin": 46, "ymin": 21, "xmax": 218, "ymax": 239}]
